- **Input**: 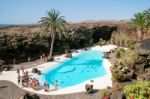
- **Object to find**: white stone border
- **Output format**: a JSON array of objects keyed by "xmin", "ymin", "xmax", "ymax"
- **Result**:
[{"xmin": 0, "ymin": 44, "xmax": 117, "ymax": 95}]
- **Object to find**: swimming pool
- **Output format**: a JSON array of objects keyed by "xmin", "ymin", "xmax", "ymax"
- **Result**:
[{"xmin": 44, "ymin": 50, "xmax": 107, "ymax": 87}]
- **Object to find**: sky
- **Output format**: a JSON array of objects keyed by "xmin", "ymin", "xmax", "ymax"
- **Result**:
[{"xmin": 0, "ymin": 0, "xmax": 150, "ymax": 24}]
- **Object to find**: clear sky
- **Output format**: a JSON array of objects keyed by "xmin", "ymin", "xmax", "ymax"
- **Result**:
[{"xmin": 0, "ymin": 0, "xmax": 150, "ymax": 24}]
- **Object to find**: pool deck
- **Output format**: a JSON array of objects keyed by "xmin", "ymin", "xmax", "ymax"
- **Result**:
[{"xmin": 0, "ymin": 44, "xmax": 117, "ymax": 96}]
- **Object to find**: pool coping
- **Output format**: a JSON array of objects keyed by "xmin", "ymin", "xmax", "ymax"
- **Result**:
[{"xmin": 0, "ymin": 44, "xmax": 117, "ymax": 95}]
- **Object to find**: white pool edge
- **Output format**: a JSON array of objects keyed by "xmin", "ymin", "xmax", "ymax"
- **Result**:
[{"xmin": 0, "ymin": 44, "xmax": 117, "ymax": 95}]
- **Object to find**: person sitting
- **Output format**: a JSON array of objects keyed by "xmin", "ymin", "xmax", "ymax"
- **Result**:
[{"xmin": 35, "ymin": 79, "xmax": 39, "ymax": 91}]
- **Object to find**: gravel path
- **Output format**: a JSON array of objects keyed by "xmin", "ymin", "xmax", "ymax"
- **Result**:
[
  {"xmin": 6, "ymin": 59, "xmax": 46, "ymax": 71},
  {"xmin": 0, "ymin": 80, "xmax": 101, "ymax": 99}
]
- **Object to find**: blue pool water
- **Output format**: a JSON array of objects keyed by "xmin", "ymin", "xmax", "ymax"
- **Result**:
[{"xmin": 44, "ymin": 50, "xmax": 107, "ymax": 87}]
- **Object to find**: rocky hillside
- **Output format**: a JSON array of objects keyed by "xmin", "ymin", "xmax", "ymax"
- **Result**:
[
  {"xmin": 0, "ymin": 21, "xmax": 136, "ymax": 64},
  {"xmin": 0, "ymin": 21, "xmax": 135, "ymax": 37}
]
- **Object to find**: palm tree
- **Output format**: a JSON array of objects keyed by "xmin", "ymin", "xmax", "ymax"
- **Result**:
[
  {"xmin": 39, "ymin": 9, "xmax": 67, "ymax": 60},
  {"xmin": 144, "ymin": 8, "xmax": 150, "ymax": 29},
  {"xmin": 132, "ymin": 12, "xmax": 146, "ymax": 40}
]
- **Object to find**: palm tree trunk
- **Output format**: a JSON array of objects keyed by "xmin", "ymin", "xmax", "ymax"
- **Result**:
[
  {"xmin": 49, "ymin": 33, "xmax": 55, "ymax": 60},
  {"xmin": 137, "ymin": 29, "xmax": 142, "ymax": 41}
]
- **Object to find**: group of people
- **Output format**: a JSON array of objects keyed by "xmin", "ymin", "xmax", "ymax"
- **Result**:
[
  {"xmin": 17, "ymin": 67, "xmax": 59, "ymax": 92},
  {"xmin": 17, "ymin": 68, "xmax": 40, "ymax": 91},
  {"xmin": 43, "ymin": 80, "xmax": 59, "ymax": 92}
]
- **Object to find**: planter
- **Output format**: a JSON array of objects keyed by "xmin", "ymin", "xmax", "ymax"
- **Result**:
[{"xmin": 85, "ymin": 84, "xmax": 93, "ymax": 93}]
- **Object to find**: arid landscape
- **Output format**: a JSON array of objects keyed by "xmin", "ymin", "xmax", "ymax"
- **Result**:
[{"xmin": 0, "ymin": 0, "xmax": 150, "ymax": 99}]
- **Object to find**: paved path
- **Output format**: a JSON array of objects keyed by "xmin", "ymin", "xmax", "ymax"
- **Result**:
[
  {"xmin": 7, "ymin": 59, "xmax": 46, "ymax": 71},
  {"xmin": 0, "ymin": 80, "xmax": 101, "ymax": 99}
]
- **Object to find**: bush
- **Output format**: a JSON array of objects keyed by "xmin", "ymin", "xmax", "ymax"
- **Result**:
[
  {"xmin": 115, "ymin": 48, "xmax": 126, "ymax": 58},
  {"xmin": 129, "ymin": 43, "xmax": 136, "ymax": 50},
  {"xmin": 117, "ymin": 50, "xmax": 138, "ymax": 69},
  {"xmin": 100, "ymin": 89, "xmax": 112, "ymax": 98},
  {"xmin": 112, "ymin": 73, "xmax": 125, "ymax": 82},
  {"xmin": 124, "ymin": 81, "xmax": 150, "ymax": 99}
]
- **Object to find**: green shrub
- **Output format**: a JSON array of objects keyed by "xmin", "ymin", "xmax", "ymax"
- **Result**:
[
  {"xmin": 112, "ymin": 49, "xmax": 138, "ymax": 82},
  {"xmin": 124, "ymin": 81, "xmax": 150, "ymax": 99},
  {"xmin": 129, "ymin": 44, "xmax": 136, "ymax": 50},
  {"xmin": 112, "ymin": 73, "xmax": 124, "ymax": 82},
  {"xmin": 117, "ymin": 50, "xmax": 138, "ymax": 69},
  {"xmin": 100, "ymin": 89, "xmax": 111, "ymax": 98},
  {"xmin": 115, "ymin": 48, "xmax": 126, "ymax": 58}
]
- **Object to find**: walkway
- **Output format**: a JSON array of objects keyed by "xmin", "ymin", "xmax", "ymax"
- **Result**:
[{"xmin": 0, "ymin": 80, "xmax": 101, "ymax": 99}]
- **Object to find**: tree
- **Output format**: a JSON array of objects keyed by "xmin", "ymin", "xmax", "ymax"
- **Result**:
[
  {"xmin": 132, "ymin": 12, "xmax": 146, "ymax": 40},
  {"xmin": 143, "ymin": 8, "xmax": 150, "ymax": 37},
  {"xmin": 39, "ymin": 9, "xmax": 67, "ymax": 60},
  {"xmin": 144, "ymin": 8, "xmax": 150, "ymax": 29}
]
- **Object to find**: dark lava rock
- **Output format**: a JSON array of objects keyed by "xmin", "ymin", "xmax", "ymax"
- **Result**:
[
  {"xmin": 65, "ymin": 53, "xmax": 72, "ymax": 58},
  {"xmin": 32, "ymin": 68, "xmax": 38, "ymax": 73}
]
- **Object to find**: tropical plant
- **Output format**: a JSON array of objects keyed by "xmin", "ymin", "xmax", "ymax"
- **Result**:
[
  {"xmin": 115, "ymin": 48, "xmax": 126, "ymax": 58},
  {"xmin": 143, "ymin": 8, "xmax": 150, "ymax": 38},
  {"xmin": 39, "ymin": 9, "xmax": 68, "ymax": 60},
  {"xmin": 100, "ymin": 89, "xmax": 112, "ymax": 99},
  {"xmin": 124, "ymin": 81, "xmax": 150, "ymax": 99},
  {"xmin": 112, "ymin": 73, "xmax": 125, "ymax": 82},
  {"xmin": 132, "ymin": 12, "xmax": 146, "ymax": 40},
  {"xmin": 143, "ymin": 8, "xmax": 150, "ymax": 29},
  {"xmin": 112, "ymin": 49, "xmax": 138, "ymax": 82},
  {"xmin": 117, "ymin": 50, "xmax": 138, "ymax": 69},
  {"xmin": 129, "ymin": 43, "xmax": 136, "ymax": 50}
]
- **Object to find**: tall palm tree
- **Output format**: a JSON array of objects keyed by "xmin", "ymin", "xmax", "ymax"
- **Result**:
[
  {"xmin": 132, "ymin": 12, "xmax": 146, "ymax": 40},
  {"xmin": 39, "ymin": 9, "xmax": 67, "ymax": 60},
  {"xmin": 144, "ymin": 8, "xmax": 150, "ymax": 29}
]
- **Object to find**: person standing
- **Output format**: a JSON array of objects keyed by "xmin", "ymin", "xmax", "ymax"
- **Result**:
[
  {"xmin": 17, "ymin": 74, "xmax": 21, "ymax": 85},
  {"xmin": 17, "ymin": 68, "xmax": 20, "ymax": 74},
  {"xmin": 55, "ymin": 80, "xmax": 59, "ymax": 90}
]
